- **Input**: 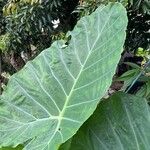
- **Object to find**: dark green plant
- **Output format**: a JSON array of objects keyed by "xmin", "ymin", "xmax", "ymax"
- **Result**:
[
  {"xmin": 0, "ymin": 0, "xmax": 6, "ymax": 35},
  {"xmin": 125, "ymin": 0, "xmax": 150, "ymax": 52}
]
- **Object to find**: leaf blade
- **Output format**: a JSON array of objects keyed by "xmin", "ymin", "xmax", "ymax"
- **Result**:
[{"xmin": 0, "ymin": 3, "xmax": 127, "ymax": 150}]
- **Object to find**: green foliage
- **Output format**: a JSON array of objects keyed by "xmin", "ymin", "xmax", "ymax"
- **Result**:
[
  {"xmin": 75, "ymin": 0, "xmax": 128, "ymax": 16},
  {"xmin": 1, "ymin": 0, "xmax": 78, "ymax": 53},
  {"xmin": 76, "ymin": 0, "xmax": 149, "ymax": 53},
  {"xmin": 136, "ymin": 47, "xmax": 150, "ymax": 64},
  {"xmin": 0, "ymin": 0, "xmax": 6, "ymax": 34},
  {"xmin": 0, "ymin": 33, "xmax": 10, "ymax": 52},
  {"xmin": 130, "ymin": 0, "xmax": 150, "ymax": 14},
  {"xmin": 136, "ymin": 79, "xmax": 150, "ymax": 101},
  {"xmin": 117, "ymin": 58, "xmax": 150, "ymax": 96},
  {"xmin": 61, "ymin": 92, "xmax": 150, "ymax": 149},
  {"xmin": 117, "ymin": 68, "xmax": 141, "ymax": 90},
  {"xmin": 0, "ymin": 145, "xmax": 23, "ymax": 150},
  {"xmin": 125, "ymin": 0, "xmax": 150, "ymax": 52},
  {"xmin": 1, "ymin": 1, "xmax": 149, "ymax": 150},
  {"xmin": 0, "ymin": 3, "xmax": 127, "ymax": 149}
]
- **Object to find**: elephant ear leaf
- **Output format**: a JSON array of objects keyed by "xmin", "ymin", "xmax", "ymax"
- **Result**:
[
  {"xmin": 0, "ymin": 3, "xmax": 127, "ymax": 150},
  {"xmin": 65, "ymin": 92, "xmax": 150, "ymax": 150}
]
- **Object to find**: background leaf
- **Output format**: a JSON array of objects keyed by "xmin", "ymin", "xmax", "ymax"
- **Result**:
[
  {"xmin": 64, "ymin": 92, "xmax": 150, "ymax": 150},
  {"xmin": 0, "ymin": 3, "xmax": 127, "ymax": 150}
]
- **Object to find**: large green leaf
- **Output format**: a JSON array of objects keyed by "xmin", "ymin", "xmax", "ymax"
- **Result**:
[
  {"xmin": 0, "ymin": 3, "xmax": 127, "ymax": 150},
  {"xmin": 65, "ymin": 92, "xmax": 150, "ymax": 150}
]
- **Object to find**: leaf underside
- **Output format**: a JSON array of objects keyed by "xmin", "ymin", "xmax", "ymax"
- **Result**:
[
  {"xmin": 65, "ymin": 92, "xmax": 150, "ymax": 150},
  {"xmin": 0, "ymin": 3, "xmax": 127, "ymax": 150}
]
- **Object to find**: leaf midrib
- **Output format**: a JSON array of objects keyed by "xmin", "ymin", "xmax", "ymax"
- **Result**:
[
  {"xmin": 58, "ymin": 6, "xmax": 113, "ymax": 133},
  {"xmin": 42, "ymin": 6, "xmax": 112, "ymax": 149}
]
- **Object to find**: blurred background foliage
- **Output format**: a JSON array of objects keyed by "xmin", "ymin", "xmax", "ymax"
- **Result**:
[{"xmin": 0, "ymin": 0, "xmax": 78, "ymax": 72}]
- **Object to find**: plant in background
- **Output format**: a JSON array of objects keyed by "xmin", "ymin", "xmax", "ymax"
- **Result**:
[
  {"xmin": 0, "ymin": 33, "xmax": 9, "ymax": 52},
  {"xmin": 129, "ymin": 0, "xmax": 150, "ymax": 14},
  {"xmin": 125, "ymin": 0, "xmax": 150, "ymax": 52},
  {"xmin": 0, "ymin": 0, "xmax": 78, "ymax": 70},
  {"xmin": 0, "ymin": 0, "xmax": 6, "ymax": 35},
  {"xmin": 136, "ymin": 47, "xmax": 150, "ymax": 64},
  {"xmin": 117, "ymin": 56, "xmax": 150, "ymax": 100},
  {"xmin": 74, "ymin": 0, "xmax": 128, "ymax": 16}
]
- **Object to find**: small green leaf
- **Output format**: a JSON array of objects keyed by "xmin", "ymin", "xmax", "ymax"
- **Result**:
[
  {"xmin": 124, "ymin": 62, "xmax": 141, "ymax": 69},
  {"xmin": 117, "ymin": 69, "xmax": 140, "ymax": 81}
]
